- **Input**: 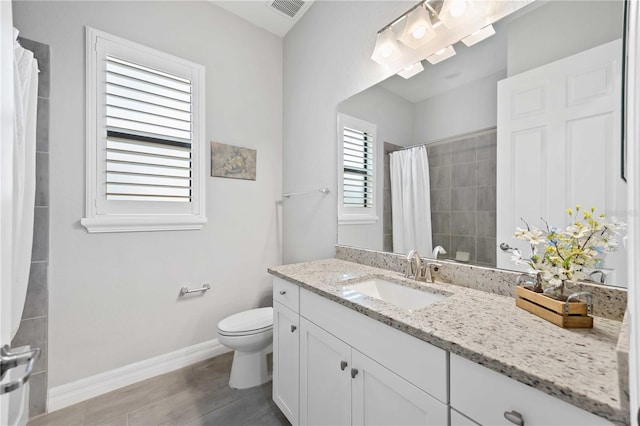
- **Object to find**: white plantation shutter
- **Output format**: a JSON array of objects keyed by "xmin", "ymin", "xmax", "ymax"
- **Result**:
[
  {"xmin": 338, "ymin": 114, "xmax": 378, "ymax": 224},
  {"xmin": 105, "ymin": 56, "xmax": 192, "ymax": 203},
  {"xmin": 82, "ymin": 28, "xmax": 206, "ymax": 233},
  {"xmin": 343, "ymin": 126, "xmax": 374, "ymax": 208}
]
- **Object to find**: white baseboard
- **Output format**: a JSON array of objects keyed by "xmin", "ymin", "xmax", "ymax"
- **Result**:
[{"xmin": 47, "ymin": 339, "xmax": 230, "ymax": 413}]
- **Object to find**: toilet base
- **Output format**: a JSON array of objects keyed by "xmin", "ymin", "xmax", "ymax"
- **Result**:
[{"xmin": 229, "ymin": 347, "xmax": 271, "ymax": 389}]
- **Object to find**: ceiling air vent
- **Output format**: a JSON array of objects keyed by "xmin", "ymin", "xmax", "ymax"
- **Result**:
[{"xmin": 267, "ymin": 0, "xmax": 305, "ymax": 19}]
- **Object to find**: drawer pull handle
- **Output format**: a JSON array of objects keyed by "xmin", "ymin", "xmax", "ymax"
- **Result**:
[
  {"xmin": 340, "ymin": 361, "xmax": 348, "ymax": 371},
  {"xmin": 279, "ymin": 290, "xmax": 286, "ymax": 295},
  {"xmin": 504, "ymin": 410, "xmax": 524, "ymax": 426},
  {"xmin": 291, "ymin": 325, "xmax": 297, "ymax": 333},
  {"xmin": 351, "ymin": 368, "xmax": 358, "ymax": 379}
]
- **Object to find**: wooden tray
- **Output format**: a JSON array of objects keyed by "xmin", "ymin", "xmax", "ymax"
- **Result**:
[{"xmin": 515, "ymin": 286, "xmax": 593, "ymax": 329}]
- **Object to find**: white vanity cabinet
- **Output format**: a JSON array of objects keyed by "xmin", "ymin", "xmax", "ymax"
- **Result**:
[
  {"xmin": 273, "ymin": 278, "xmax": 300, "ymax": 425},
  {"xmin": 450, "ymin": 353, "xmax": 613, "ymax": 426},
  {"xmin": 298, "ymin": 287, "xmax": 448, "ymax": 426},
  {"xmin": 299, "ymin": 317, "xmax": 352, "ymax": 425},
  {"xmin": 299, "ymin": 317, "xmax": 448, "ymax": 426}
]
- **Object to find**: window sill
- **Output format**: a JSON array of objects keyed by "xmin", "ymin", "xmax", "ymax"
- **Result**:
[
  {"xmin": 338, "ymin": 215, "xmax": 379, "ymax": 225},
  {"xmin": 81, "ymin": 215, "xmax": 207, "ymax": 233}
]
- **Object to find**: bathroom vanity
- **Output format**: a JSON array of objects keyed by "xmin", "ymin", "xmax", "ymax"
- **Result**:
[{"xmin": 269, "ymin": 257, "xmax": 628, "ymax": 426}]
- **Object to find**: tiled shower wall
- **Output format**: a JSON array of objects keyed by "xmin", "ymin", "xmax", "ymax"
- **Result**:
[
  {"xmin": 427, "ymin": 130, "xmax": 497, "ymax": 267},
  {"xmin": 11, "ymin": 37, "xmax": 50, "ymax": 417},
  {"xmin": 383, "ymin": 142, "xmax": 402, "ymax": 252}
]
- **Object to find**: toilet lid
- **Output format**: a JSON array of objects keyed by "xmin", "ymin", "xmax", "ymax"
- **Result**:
[{"xmin": 218, "ymin": 307, "xmax": 273, "ymax": 334}]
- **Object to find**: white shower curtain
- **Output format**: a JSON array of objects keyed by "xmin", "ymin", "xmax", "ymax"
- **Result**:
[
  {"xmin": 11, "ymin": 29, "xmax": 38, "ymax": 339},
  {"xmin": 390, "ymin": 146, "xmax": 432, "ymax": 255}
]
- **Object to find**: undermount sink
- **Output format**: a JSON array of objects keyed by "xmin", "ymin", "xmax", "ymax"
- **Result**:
[{"xmin": 342, "ymin": 278, "xmax": 446, "ymax": 311}]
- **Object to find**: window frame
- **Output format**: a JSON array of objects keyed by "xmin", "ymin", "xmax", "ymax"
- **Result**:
[
  {"xmin": 337, "ymin": 113, "xmax": 379, "ymax": 225},
  {"xmin": 82, "ymin": 27, "xmax": 206, "ymax": 233}
]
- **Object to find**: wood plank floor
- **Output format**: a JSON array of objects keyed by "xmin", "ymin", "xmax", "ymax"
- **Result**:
[{"xmin": 28, "ymin": 353, "xmax": 290, "ymax": 426}]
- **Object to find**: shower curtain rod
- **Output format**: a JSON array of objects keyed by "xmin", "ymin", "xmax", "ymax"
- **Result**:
[{"xmin": 393, "ymin": 127, "xmax": 497, "ymax": 152}]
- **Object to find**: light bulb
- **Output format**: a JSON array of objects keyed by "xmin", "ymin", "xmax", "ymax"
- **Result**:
[
  {"xmin": 371, "ymin": 28, "xmax": 400, "ymax": 65},
  {"xmin": 380, "ymin": 44, "xmax": 394, "ymax": 58},
  {"xmin": 412, "ymin": 25, "xmax": 427, "ymax": 40},
  {"xmin": 449, "ymin": 0, "xmax": 467, "ymax": 17}
]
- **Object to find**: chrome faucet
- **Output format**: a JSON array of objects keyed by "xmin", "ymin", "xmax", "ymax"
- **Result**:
[
  {"xmin": 432, "ymin": 246, "xmax": 447, "ymax": 259},
  {"xmin": 405, "ymin": 250, "xmax": 422, "ymax": 280},
  {"xmin": 589, "ymin": 270, "xmax": 606, "ymax": 284},
  {"xmin": 405, "ymin": 250, "xmax": 441, "ymax": 283},
  {"xmin": 421, "ymin": 260, "xmax": 442, "ymax": 283}
]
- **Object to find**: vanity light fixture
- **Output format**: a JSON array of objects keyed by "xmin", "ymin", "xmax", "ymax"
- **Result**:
[
  {"xmin": 397, "ymin": 61, "xmax": 424, "ymax": 79},
  {"xmin": 370, "ymin": 1, "xmax": 530, "ymax": 71},
  {"xmin": 398, "ymin": 4, "xmax": 436, "ymax": 49},
  {"xmin": 426, "ymin": 45, "xmax": 456, "ymax": 64},
  {"xmin": 371, "ymin": 27, "xmax": 401, "ymax": 65},
  {"xmin": 438, "ymin": 0, "xmax": 483, "ymax": 29},
  {"xmin": 461, "ymin": 24, "xmax": 495, "ymax": 46}
]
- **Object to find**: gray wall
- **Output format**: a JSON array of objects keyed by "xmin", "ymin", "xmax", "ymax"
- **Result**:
[
  {"xmin": 507, "ymin": 1, "xmax": 623, "ymax": 76},
  {"xmin": 383, "ymin": 142, "xmax": 402, "ymax": 252},
  {"xmin": 338, "ymin": 85, "xmax": 414, "ymax": 251},
  {"xmin": 428, "ymin": 130, "xmax": 497, "ymax": 267},
  {"xmin": 412, "ymin": 70, "xmax": 505, "ymax": 143},
  {"xmin": 10, "ymin": 37, "xmax": 50, "ymax": 417},
  {"xmin": 13, "ymin": 1, "xmax": 283, "ymax": 389},
  {"xmin": 283, "ymin": 0, "xmax": 415, "ymax": 263}
]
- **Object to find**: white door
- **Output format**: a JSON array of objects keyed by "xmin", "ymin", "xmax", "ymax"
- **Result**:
[
  {"xmin": 351, "ymin": 349, "xmax": 448, "ymax": 426},
  {"xmin": 299, "ymin": 317, "xmax": 351, "ymax": 426},
  {"xmin": 273, "ymin": 302, "xmax": 300, "ymax": 425},
  {"xmin": 0, "ymin": 1, "xmax": 16, "ymax": 424},
  {"xmin": 497, "ymin": 39, "xmax": 627, "ymax": 287}
]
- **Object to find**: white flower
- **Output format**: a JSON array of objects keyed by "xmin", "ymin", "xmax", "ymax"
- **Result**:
[
  {"xmin": 525, "ymin": 228, "xmax": 546, "ymax": 245},
  {"xmin": 542, "ymin": 270, "xmax": 567, "ymax": 286},
  {"xmin": 510, "ymin": 250, "xmax": 525, "ymax": 265},
  {"xmin": 566, "ymin": 225, "xmax": 588, "ymax": 239}
]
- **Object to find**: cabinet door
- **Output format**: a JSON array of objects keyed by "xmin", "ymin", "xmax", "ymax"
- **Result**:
[
  {"xmin": 450, "ymin": 408, "xmax": 480, "ymax": 426},
  {"xmin": 351, "ymin": 350, "xmax": 448, "ymax": 426},
  {"xmin": 273, "ymin": 302, "xmax": 299, "ymax": 425},
  {"xmin": 300, "ymin": 317, "xmax": 351, "ymax": 426}
]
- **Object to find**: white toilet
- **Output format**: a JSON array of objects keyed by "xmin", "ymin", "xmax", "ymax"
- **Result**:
[{"xmin": 217, "ymin": 307, "xmax": 273, "ymax": 389}]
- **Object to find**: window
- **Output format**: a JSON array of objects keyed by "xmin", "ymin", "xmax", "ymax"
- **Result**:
[
  {"xmin": 337, "ymin": 113, "xmax": 378, "ymax": 224},
  {"xmin": 82, "ymin": 27, "xmax": 206, "ymax": 233}
]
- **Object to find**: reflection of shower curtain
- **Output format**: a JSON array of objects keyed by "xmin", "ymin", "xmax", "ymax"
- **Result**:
[
  {"xmin": 390, "ymin": 146, "xmax": 432, "ymax": 255},
  {"xmin": 11, "ymin": 29, "xmax": 39, "ymax": 339}
]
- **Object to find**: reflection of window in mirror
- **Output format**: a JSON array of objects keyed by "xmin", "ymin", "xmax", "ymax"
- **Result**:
[{"xmin": 337, "ymin": 113, "xmax": 378, "ymax": 225}]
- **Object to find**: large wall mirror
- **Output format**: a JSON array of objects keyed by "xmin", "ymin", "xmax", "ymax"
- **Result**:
[{"xmin": 337, "ymin": 0, "xmax": 628, "ymax": 287}]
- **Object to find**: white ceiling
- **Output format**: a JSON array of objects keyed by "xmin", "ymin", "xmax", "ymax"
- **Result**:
[{"xmin": 210, "ymin": 0, "xmax": 315, "ymax": 37}]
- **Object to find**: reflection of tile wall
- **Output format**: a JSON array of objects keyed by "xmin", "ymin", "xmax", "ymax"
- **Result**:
[
  {"xmin": 383, "ymin": 143, "xmax": 402, "ymax": 252},
  {"xmin": 11, "ymin": 37, "xmax": 50, "ymax": 417},
  {"xmin": 428, "ymin": 130, "xmax": 497, "ymax": 267}
]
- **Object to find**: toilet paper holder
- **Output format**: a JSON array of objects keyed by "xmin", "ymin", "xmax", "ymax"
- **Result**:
[{"xmin": 180, "ymin": 283, "xmax": 211, "ymax": 296}]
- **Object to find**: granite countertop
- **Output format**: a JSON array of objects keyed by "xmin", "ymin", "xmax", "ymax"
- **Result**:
[{"xmin": 268, "ymin": 258, "xmax": 627, "ymax": 425}]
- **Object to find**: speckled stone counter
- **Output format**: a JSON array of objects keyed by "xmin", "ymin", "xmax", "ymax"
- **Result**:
[{"xmin": 268, "ymin": 258, "xmax": 628, "ymax": 425}]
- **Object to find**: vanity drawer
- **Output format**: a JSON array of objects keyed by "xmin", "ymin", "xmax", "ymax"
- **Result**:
[
  {"xmin": 273, "ymin": 277, "xmax": 300, "ymax": 313},
  {"xmin": 450, "ymin": 353, "xmax": 613, "ymax": 426}
]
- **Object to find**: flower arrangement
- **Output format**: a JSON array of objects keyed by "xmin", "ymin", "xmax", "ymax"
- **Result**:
[{"xmin": 511, "ymin": 205, "xmax": 625, "ymax": 296}]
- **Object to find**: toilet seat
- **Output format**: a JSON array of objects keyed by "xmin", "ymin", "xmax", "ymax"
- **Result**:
[{"xmin": 218, "ymin": 307, "xmax": 273, "ymax": 336}]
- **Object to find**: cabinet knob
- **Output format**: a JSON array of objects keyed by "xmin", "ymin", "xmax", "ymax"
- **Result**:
[
  {"xmin": 351, "ymin": 368, "xmax": 358, "ymax": 379},
  {"xmin": 290, "ymin": 325, "xmax": 297, "ymax": 333},
  {"xmin": 279, "ymin": 290, "xmax": 286, "ymax": 295},
  {"xmin": 340, "ymin": 361, "xmax": 348, "ymax": 371},
  {"xmin": 503, "ymin": 410, "xmax": 524, "ymax": 426}
]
